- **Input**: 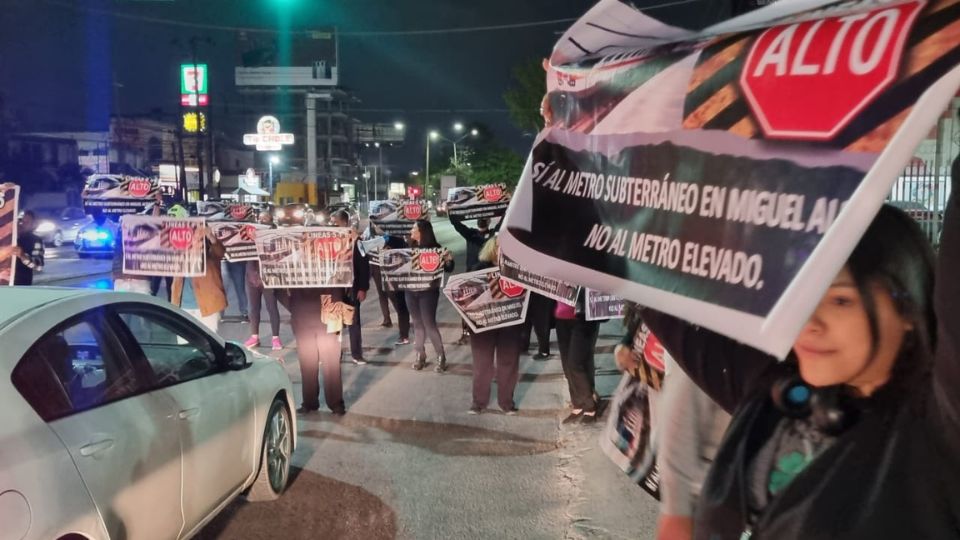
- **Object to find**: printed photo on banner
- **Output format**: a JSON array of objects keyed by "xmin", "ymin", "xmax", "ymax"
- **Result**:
[
  {"xmin": 209, "ymin": 222, "xmax": 270, "ymax": 262},
  {"xmin": 369, "ymin": 199, "xmax": 428, "ymax": 236},
  {"xmin": 585, "ymin": 288, "xmax": 625, "ymax": 321},
  {"xmin": 0, "ymin": 184, "xmax": 20, "ymax": 286},
  {"xmin": 381, "ymin": 248, "xmax": 447, "ymax": 292},
  {"xmin": 500, "ymin": 0, "xmax": 960, "ymax": 356},
  {"xmin": 443, "ymin": 268, "xmax": 530, "ymax": 333},
  {"xmin": 82, "ymin": 174, "xmax": 160, "ymax": 216},
  {"xmin": 255, "ymin": 227, "xmax": 354, "ymax": 288},
  {"xmin": 499, "ymin": 252, "xmax": 580, "ymax": 305},
  {"xmin": 446, "ymin": 183, "xmax": 512, "ymax": 220},
  {"xmin": 121, "ymin": 215, "xmax": 206, "ymax": 277}
]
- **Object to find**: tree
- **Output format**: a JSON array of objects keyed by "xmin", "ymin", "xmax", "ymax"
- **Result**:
[
  {"xmin": 461, "ymin": 145, "xmax": 525, "ymax": 190},
  {"xmin": 503, "ymin": 57, "xmax": 546, "ymax": 135}
]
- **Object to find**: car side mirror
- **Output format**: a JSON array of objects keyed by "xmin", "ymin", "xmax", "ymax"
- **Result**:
[{"xmin": 224, "ymin": 341, "xmax": 251, "ymax": 370}]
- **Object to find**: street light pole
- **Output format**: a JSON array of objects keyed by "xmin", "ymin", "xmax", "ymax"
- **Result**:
[{"xmin": 425, "ymin": 133, "xmax": 431, "ymax": 200}]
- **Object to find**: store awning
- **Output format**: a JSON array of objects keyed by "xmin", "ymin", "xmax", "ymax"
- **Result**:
[{"xmin": 232, "ymin": 186, "xmax": 270, "ymax": 197}]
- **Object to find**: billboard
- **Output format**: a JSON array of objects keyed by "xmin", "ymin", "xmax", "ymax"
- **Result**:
[{"xmin": 235, "ymin": 29, "xmax": 339, "ymax": 87}]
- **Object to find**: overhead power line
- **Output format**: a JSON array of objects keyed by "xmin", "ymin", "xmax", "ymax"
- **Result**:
[{"xmin": 38, "ymin": 0, "xmax": 702, "ymax": 37}]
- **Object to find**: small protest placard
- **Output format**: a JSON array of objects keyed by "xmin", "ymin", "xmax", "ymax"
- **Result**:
[
  {"xmin": 381, "ymin": 248, "xmax": 447, "ymax": 292},
  {"xmin": 446, "ymin": 183, "xmax": 512, "ymax": 220},
  {"xmin": 444, "ymin": 267, "xmax": 529, "ymax": 333},
  {"xmin": 121, "ymin": 215, "xmax": 206, "ymax": 277}
]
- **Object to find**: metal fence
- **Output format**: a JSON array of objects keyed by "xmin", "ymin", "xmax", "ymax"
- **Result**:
[{"xmin": 888, "ymin": 99, "xmax": 957, "ymax": 248}]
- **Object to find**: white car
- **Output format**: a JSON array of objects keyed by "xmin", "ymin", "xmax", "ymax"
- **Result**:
[{"xmin": 0, "ymin": 288, "xmax": 297, "ymax": 540}]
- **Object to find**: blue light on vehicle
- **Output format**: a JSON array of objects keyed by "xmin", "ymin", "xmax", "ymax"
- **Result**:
[{"xmin": 81, "ymin": 229, "xmax": 111, "ymax": 242}]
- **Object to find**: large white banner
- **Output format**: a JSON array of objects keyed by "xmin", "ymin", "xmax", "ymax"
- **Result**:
[
  {"xmin": 500, "ymin": 0, "xmax": 960, "ymax": 357},
  {"xmin": 255, "ymin": 227, "xmax": 354, "ymax": 288},
  {"xmin": 121, "ymin": 216, "xmax": 206, "ymax": 277}
]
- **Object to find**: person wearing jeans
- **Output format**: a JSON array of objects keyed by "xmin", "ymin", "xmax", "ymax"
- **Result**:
[
  {"xmin": 171, "ymin": 228, "xmax": 227, "ymax": 334},
  {"xmin": 224, "ymin": 260, "xmax": 248, "ymax": 319},
  {"xmin": 405, "ymin": 220, "xmax": 454, "ymax": 371},
  {"xmin": 555, "ymin": 292, "xmax": 602, "ymax": 423}
]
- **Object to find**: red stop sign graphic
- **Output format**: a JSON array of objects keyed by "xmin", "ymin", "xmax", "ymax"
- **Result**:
[
  {"xmin": 314, "ymin": 236, "xmax": 344, "ymax": 260},
  {"xmin": 230, "ymin": 205, "xmax": 249, "ymax": 220},
  {"xmin": 642, "ymin": 332, "xmax": 666, "ymax": 372},
  {"xmin": 128, "ymin": 178, "xmax": 152, "ymax": 198},
  {"xmin": 483, "ymin": 185, "xmax": 503, "ymax": 202},
  {"xmin": 168, "ymin": 226, "xmax": 194, "ymax": 250},
  {"xmin": 740, "ymin": 1, "xmax": 924, "ymax": 141},
  {"xmin": 498, "ymin": 277, "xmax": 524, "ymax": 298},
  {"xmin": 419, "ymin": 251, "xmax": 441, "ymax": 272},
  {"xmin": 403, "ymin": 203, "xmax": 423, "ymax": 220}
]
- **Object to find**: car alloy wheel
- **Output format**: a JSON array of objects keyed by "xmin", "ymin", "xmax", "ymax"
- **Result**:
[
  {"xmin": 53, "ymin": 231, "xmax": 64, "ymax": 247},
  {"xmin": 266, "ymin": 403, "xmax": 291, "ymax": 492}
]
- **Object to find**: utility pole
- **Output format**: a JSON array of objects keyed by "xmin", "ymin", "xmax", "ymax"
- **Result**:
[{"xmin": 188, "ymin": 36, "xmax": 206, "ymax": 200}]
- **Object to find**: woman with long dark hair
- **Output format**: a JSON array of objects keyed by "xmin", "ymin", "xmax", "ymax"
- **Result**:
[
  {"xmin": 407, "ymin": 219, "xmax": 454, "ymax": 371},
  {"xmin": 640, "ymin": 188, "xmax": 959, "ymax": 538}
]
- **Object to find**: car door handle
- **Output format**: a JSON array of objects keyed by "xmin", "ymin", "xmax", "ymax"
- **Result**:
[
  {"xmin": 79, "ymin": 439, "xmax": 115, "ymax": 457},
  {"xmin": 178, "ymin": 408, "xmax": 200, "ymax": 420}
]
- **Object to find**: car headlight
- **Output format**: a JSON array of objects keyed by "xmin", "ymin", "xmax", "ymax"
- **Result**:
[
  {"xmin": 275, "ymin": 210, "xmax": 285, "ymax": 219},
  {"xmin": 293, "ymin": 210, "xmax": 304, "ymax": 218},
  {"xmin": 35, "ymin": 221, "xmax": 56, "ymax": 234}
]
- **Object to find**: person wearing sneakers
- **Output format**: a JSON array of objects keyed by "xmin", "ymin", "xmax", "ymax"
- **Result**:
[
  {"xmin": 381, "ymin": 229, "xmax": 412, "ymax": 346},
  {"xmin": 363, "ymin": 223, "xmax": 395, "ymax": 328},
  {"xmin": 466, "ymin": 237, "xmax": 522, "ymax": 415},
  {"xmin": 244, "ymin": 210, "xmax": 283, "ymax": 351},
  {"xmin": 332, "ymin": 209, "xmax": 370, "ymax": 365},
  {"xmin": 406, "ymin": 220, "xmax": 454, "ymax": 372},
  {"xmin": 171, "ymin": 217, "xmax": 228, "ymax": 333}
]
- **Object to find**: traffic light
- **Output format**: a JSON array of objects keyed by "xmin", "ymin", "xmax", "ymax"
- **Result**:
[{"xmin": 407, "ymin": 185, "xmax": 421, "ymax": 199}]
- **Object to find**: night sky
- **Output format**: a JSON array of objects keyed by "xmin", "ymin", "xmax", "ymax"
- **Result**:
[{"xmin": 0, "ymin": 0, "xmax": 733, "ymax": 172}]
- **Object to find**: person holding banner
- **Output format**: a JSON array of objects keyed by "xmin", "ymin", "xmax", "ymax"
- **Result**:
[
  {"xmin": 332, "ymin": 209, "xmax": 370, "ymax": 365},
  {"xmin": 450, "ymin": 215, "xmax": 501, "ymax": 345},
  {"xmin": 365, "ymin": 224, "xmax": 395, "ymax": 328},
  {"xmin": 639, "ymin": 194, "xmax": 959, "ymax": 538},
  {"xmin": 466, "ymin": 237, "xmax": 522, "ymax": 415},
  {"xmin": 13, "ymin": 210, "xmax": 44, "ymax": 286},
  {"xmin": 171, "ymin": 227, "xmax": 227, "ymax": 333},
  {"xmin": 407, "ymin": 220, "xmax": 455, "ymax": 372},
  {"xmin": 379, "ymin": 227, "xmax": 413, "ymax": 345},
  {"xmin": 244, "ymin": 211, "xmax": 283, "ymax": 351},
  {"xmin": 278, "ymin": 287, "xmax": 350, "ymax": 416}
]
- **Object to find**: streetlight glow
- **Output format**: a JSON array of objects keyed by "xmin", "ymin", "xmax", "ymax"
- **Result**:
[
  {"xmin": 453, "ymin": 122, "xmax": 464, "ymax": 132},
  {"xmin": 270, "ymin": 155, "xmax": 280, "ymax": 164},
  {"xmin": 470, "ymin": 129, "xmax": 479, "ymax": 136},
  {"xmin": 394, "ymin": 122, "xmax": 405, "ymax": 131},
  {"xmin": 429, "ymin": 131, "xmax": 439, "ymax": 140}
]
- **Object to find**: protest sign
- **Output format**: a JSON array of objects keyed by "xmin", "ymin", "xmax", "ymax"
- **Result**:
[
  {"xmin": 209, "ymin": 222, "xmax": 270, "ymax": 262},
  {"xmin": 444, "ymin": 268, "xmax": 530, "ymax": 333},
  {"xmin": 585, "ymin": 289, "xmax": 625, "ymax": 321},
  {"xmin": 255, "ymin": 227, "xmax": 353, "ymax": 288},
  {"xmin": 83, "ymin": 175, "xmax": 159, "ymax": 216},
  {"xmin": 369, "ymin": 199, "xmax": 428, "ymax": 236},
  {"xmin": 0, "ymin": 185, "xmax": 19, "ymax": 286},
  {"xmin": 446, "ymin": 184, "xmax": 512, "ymax": 220},
  {"xmin": 500, "ymin": 0, "xmax": 960, "ymax": 357},
  {"xmin": 381, "ymin": 248, "xmax": 447, "ymax": 292},
  {"xmin": 499, "ymin": 252, "xmax": 579, "ymax": 306},
  {"xmin": 121, "ymin": 215, "xmax": 206, "ymax": 277}
]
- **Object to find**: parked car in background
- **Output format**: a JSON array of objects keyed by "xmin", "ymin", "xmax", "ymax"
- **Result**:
[
  {"xmin": 25, "ymin": 207, "xmax": 91, "ymax": 247},
  {"xmin": 274, "ymin": 203, "xmax": 316, "ymax": 227},
  {"xmin": 74, "ymin": 219, "xmax": 120, "ymax": 258},
  {"xmin": 0, "ymin": 288, "xmax": 295, "ymax": 540},
  {"xmin": 888, "ymin": 200, "xmax": 944, "ymax": 245},
  {"xmin": 436, "ymin": 200, "xmax": 449, "ymax": 217}
]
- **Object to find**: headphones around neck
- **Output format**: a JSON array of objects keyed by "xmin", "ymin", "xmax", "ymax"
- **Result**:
[{"xmin": 770, "ymin": 375, "xmax": 861, "ymax": 436}]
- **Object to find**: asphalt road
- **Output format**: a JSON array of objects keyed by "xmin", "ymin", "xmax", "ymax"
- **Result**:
[{"xmin": 33, "ymin": 218, "xmax": 660, "ymax": 539}]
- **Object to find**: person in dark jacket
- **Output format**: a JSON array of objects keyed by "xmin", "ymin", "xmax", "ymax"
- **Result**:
[
  {"xmin": 277, "ymin": 286, "xmax": 350, "ymax": 416},
  {"xmin": 13, "ymin": 210, "xmax": 44, "ymax": 286},
  {"xmin": 521, "ymin": 292, "xmax": 554, "ymax": 359},
  {"xmin": 450, "ymin": 215, "xmax": 501, "ymax": 344},
  {"xmin": 381, "ymin": 230, "xmax": 412, "ymax": 344},
  {"xmin": 365, "ymin": 223, "xmax": 395, "ymax": 328},
  {"xmin": 466, "ymin": 236, "xmax": 522, "ymax": 415},
  {"xmin": 640, "ymin": 190, "xmax": 960, "ymax": 539},
  {"xmin": 407, "ymin": 219, "xmax": 455, "ymax": 372},
  {"xmin": 332, "ymin": 209, "xmax": 370, "ymax": 365},
  {"xmin": 555, "ymin": 290, "xmax": 602, "ymax": 424}
]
